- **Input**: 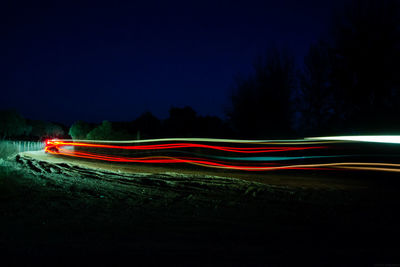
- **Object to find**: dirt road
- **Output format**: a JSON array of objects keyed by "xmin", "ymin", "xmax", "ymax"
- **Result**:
[
  {"xmin": 20, "ymin": 151, "xmax": 375, "ymax": 190},
  {"xmin": 1, "ymin": 151, "xmax": 399, "ymax": 265}
]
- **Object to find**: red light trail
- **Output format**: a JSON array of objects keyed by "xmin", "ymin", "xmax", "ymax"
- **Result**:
[
  {"xmin": 44, "ymin": 137, "xmax": 400, "ymax": 172},
  {"xmin": 46, "ymin": 140, "xmax": 325, "ymax": 153}
]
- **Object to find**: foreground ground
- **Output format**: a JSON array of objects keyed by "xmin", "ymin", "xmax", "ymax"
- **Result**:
[{"xmin": 1, "ymin": 151, "xmax": 400, "ymax": 266}]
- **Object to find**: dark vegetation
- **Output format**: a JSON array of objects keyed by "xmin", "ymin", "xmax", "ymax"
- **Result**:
[
  {"xmin": 0, "ymin": 151, "xmax": 399, "ymax": 265},
  {"xmin": 0, "ymin": 109, "xmax": 66, "ymax": 141},
  {"xmin": 2, "ymin": 1, "xmax": 400, "ymax": 141},
  {"xmin": 1, "ymin": 1, "xmax": 400, "ymax": 265},
  {"xmin": 70, "ymin": 107, "xmax": 233, "ymax": 140},
  {"xmin": 0, "ymin": 0, "xmax": 400, "ymax": 140},
  {"xmin": 229, "ymin": 0, "xmax": 400, "ymax": 137}
]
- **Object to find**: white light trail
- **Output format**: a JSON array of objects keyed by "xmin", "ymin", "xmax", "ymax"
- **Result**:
[{"xmin": 306, "ymin": 135, "xmax": 400, "ymax": 144}]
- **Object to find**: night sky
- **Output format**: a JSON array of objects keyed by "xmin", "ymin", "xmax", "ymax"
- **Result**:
[{"xmin": 1, "ymin": 1, "xmax": 342, "ymax": 125}]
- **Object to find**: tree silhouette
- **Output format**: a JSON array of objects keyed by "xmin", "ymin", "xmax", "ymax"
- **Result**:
[
  {"xmin": 86, "ymin": 121, "xmax": 112, "ymax": 140},
  {"xmin": 228, "ymin": 48, "xmax": 295, "ymax": 138},
  {"xmin": 0, "ymin": 109, "xmax": 32, "ymax": 139},
  {"xmin": 86, "ymin": 121, "xmax": 131, "ymax": 140},
  {"xmin": 164, "ymin": 106, "xmax": 197, "ymax": 137},
  {"xmin": 329, "ymin": 0, "xmax": 400, "ymax": 131},
  {"xmin": 297, "ymin": 42, "xmax": 336, "ymax": 135},
  {"xmin": 133, "ymin": 112, "xmax": 161, "ymax": 139},
  {"xmin": 196, "ymin": 115, "xmax": 232, "ymax": 138},
  {"xmin": 69, "ymin": 121, "xmax": 94, "ymax": 140},
  {"xmin": 29, "ymin": 120, "xmax": 65, "ymax": 140}
]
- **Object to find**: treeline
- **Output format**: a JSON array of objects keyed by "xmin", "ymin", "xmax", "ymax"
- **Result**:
[
  {"xmin": 0, "ymin": 109, "xmax": 66, "ymax": 140},
  {"xmin": 0, "ymin": 107, "xmax": 233, "ymax": 141},
  {"xmin": 229, "ymin": 0, "xmax": 400, "ymax": 137},
  {"xmin": 2, "ymin": 0, "xmax": 400, "ymax": 140},
  {"xmin": 69, "ymin": 107, "xmax": 233, "ymax": 140}
]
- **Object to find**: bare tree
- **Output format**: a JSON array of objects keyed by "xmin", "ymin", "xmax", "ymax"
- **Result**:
[{"xmin": 228, "ymin": 48, "xmax": 295, "ymax": 138}]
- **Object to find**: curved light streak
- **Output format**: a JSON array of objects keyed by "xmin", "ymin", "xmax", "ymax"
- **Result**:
[
  {"xmin": 48, "ymin": 140, "xmax": 325, "ymax": 153},
  {"xmin": 306, "ymin": 135, "xmax": 400, "ymax": 144},
  {"xmin": 44, "ymin": 136, "xmax": 400, "ymax": 172}
]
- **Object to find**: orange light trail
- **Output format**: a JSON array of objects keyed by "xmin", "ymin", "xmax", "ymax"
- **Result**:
[
  {"xmin": 47, "ymin": 140, "xmax": 325, "ymax": 153},
  {"xmin": 44, "ymin": 137, "xmax": 400, "ymax": 172},
  {"xmin": 46, "ymin": 147, "xmax": 328, "ymax": 171}
]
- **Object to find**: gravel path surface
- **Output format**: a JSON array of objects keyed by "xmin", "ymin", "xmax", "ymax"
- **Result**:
[{"xmin": 0, "ymin": 151, "xmax": 399, "ymax": 265}]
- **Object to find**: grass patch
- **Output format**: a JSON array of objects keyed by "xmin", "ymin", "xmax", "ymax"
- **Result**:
[
  {"xmin": 0, "ymin": 141, "xmax": 18, "ymax": 159},
  {"xmin": 0, "ymin": 161, "xmax": 27, "ymax": 197}
]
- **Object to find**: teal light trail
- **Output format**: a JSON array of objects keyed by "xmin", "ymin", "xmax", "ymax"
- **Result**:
[{"xmin": 212, "ymin": 155, "xmax": 344, "ymax": 161}]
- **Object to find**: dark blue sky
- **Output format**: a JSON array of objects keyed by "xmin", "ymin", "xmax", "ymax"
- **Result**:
[{"xmin": 1, "ymin": 0, "xmax": 342, "ymax": 125}]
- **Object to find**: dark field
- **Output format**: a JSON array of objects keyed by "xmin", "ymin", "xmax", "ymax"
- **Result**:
[{"xmin": 1, "ymin": 152, "xmax": 400, "ymax": 266}]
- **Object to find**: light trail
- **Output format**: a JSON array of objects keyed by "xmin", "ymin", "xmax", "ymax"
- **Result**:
[
  {"xmin": 306, "ymin": 135, "xmax": 400, "ymax": 144},
  {"xmin": 54, "ymin": 137, "xmax": 333, "ymax": 144},
  {"xmin": 44, "ymin": 136, "xmax": 400, "ymax": 172},
  {"xmin": 48, "ymin": 140, "xmax": 325, "ymax": 153}
]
